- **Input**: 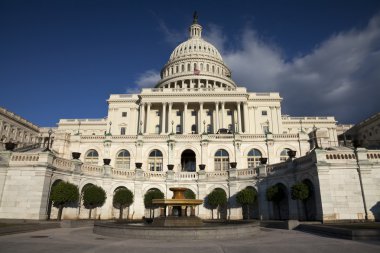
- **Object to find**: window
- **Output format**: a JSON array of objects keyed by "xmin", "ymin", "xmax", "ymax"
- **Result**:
[
  {"xmin": 176, "ymin": 124, "xmax": 182, "ymax": 134},
  {"xmin": 120, "ymin": 127, "xmax": 126, "ymax": 135},
  {"xmin": 191, "ymin": 111, "xmax": 196, "ymax": 116},
  {"xmin": 207, "ymin": 124, "xmax": 212, "ymax": 134},
  {"xmin": 176, "ymin": 111, "xmax": 181, "ymax": 116},
  {"xmin": 206, "ymin": 64, "xmax": 209, "ymax": 71},
  {"xmin": 247, "ymin": 149, "xmax": 262, "ymax": 168},
  {"xmin": 122, "ymin": 112, "xmax": 127, "ymax": 117},
  {"xmin": 191, "ymin": 124, "xmax": 197, "ymax": 133},
  {"xmin": 214, "ymin": 149, "xmax": 229, "ymax": 171},
  {"xmin": 280, "ymin": 148, "xmax": 291, "ymax": 162},
  {"xmin": 181, "ymin": 65, "xmax": 184, "ymax": 72},
  {"xmin": 155, "ymin": 125, "xmax": 160, "ymax": 134},
  {"xmin": 116, "ymin": 150, "xmax": 130, "ymax": 169},
  {"xmin": 227, "ymin": 110, "xmax": 232, "ymax": 116},
  {"xmin": 187, "ymin": 64, "xmax": 191, "ymax": 71},
  {"xmin": 148, "ymin": 149, "xmax": 163, "ymax": 171},
  {"xmin": 262, "ymin": 110, "xmax": 267, "ymax": 116},
  {"xmin": 84, "ymin": 149, "xmax": 99, "ymax": 165}
]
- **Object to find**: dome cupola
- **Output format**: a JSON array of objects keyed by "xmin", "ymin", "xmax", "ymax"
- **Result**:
[{"xmin": 155, "ymin": 12, "xmax": 236, "ymax": 89}]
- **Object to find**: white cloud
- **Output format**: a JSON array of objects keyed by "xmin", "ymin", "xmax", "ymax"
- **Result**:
[{"xmin": 128, "ymin": 70, "xmax": 160, "ymax": 93}]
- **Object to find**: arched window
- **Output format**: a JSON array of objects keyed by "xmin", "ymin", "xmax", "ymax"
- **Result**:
[
  {"xmin": 181, "ymin": 64, "xmax": 184, "ymax": 72},
  {"xmin": 212, "ymin": 65, "xmax": 215, "ymax": 73},
  {"xmin": 194, "ymin": 63, "xmax": 197, "ymax": 70},
  {"xmin": 187, "ymin": 64, "xmax": 191, "ymax": 71},
  {"xmin": 214, "ymin": 149, "xmax": 229, "ymax": 171},
  {"xmin": 247, "ymin": 149, "xmax": 262, "ymax": 168},
  {"xmin": 280, "ymin": 148, "xmax": 291, "ymax": 162},
  {"xmin": 85, "ymin": 149, "xmax": 99, "ymax": 165},
  {"xmin": 148, "ymin": 149, "xmax": 163, "ymax": 171},
  {"xmin": 176, "ymin": 65, "xmax": 178, "ymax": 73},
  {"xmin": 206, "ymin": 64, "xmax": 209, "ymax": 71},
  {"xmin": 200, "ymin": 63, "xmax": 203, "ymax": 70},
  {"xmin": 116, "ymin": 150, "xmax": 130, "ymax": 169},
  {"xmin": 191, "ymin": 124, "xmax": 197, "ymax": 133}
]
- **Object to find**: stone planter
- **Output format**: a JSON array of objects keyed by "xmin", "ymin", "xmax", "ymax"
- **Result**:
[
  {"xmin": 72, "ymin": 152, "xmax": 81, "ymax": 159},
  {"xmin": 103, "ymin": 159, "xmax": 111, "ymax": 165},
  {"xmin": 198, "ymin": 164, "xmax": 206, "ymax": 170},
  {"xmin": 167, "ymin": 164, "xmax": 174, "ymax": 171},
  {"xmin": 5, "ymin": 142, "xmax": 16, "ymax": 151},
  {"xmin": 135, "ymin": 162, "xmax": 143, "ymax": 169},
  {"xmin": 229, "ymin": 162, "xmax": 237, "ymax": 169},
  {"xmin": 259, "ymin": 157, "xmax": 267, "ymax": 165}
]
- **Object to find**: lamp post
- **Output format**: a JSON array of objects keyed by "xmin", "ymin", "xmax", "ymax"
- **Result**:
[
  {"xmin": 353, "ymin": 142, "xmax": 368, "ymax": 221},
  {"xmin": 75, "ymin": 120, "xmax": 81, "ymax": 135},
  {"xmin": 108, "ymin": 121, "xmax": 112, "ymax": 135},
  {"xmin": 203, "ymin": 120, "xmax": 206, "ymax": 134},
  {"xmin": 171, "ymin": 120, "xmax": 174, "ymax": 134},
  {"xmin": 43, "ymin": 128, "xmax": 53, "ymax": 152}
]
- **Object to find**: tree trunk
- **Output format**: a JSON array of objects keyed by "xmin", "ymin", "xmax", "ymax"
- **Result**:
[
  {"xmin": 247, "ymin": 205, "xmax": 250, "ymax": 220},
  {"xmin": 89, "ymin": 208, "xmax": 92, "ymax": 219},
  {"xmin": 303, "ymin": 201, "xmax": 308, "ymax": 221},
  {"xmin": 211, "ymin": 209, "xmax": 214, "ymax": 220},
  {"xmin": 276, "ymin": 202, "xmax": 282, "ymax": 220},
  {"xmin": 127, "ymin": 206, "xmax": 130, "ymax": 220},
  {"xmin": 57, "ymin": 205, "xmax": 63, "ymax": 221},
  {"xmin": 119, "ymin": 207, "xmax": 123, "ymax": 220}
]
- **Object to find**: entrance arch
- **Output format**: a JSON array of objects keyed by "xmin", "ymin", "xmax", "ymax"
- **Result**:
[
  {"xmin": 181, "ymin": 149, "xmax": 196, "ymax": 172},
  {"xmin": 303, "ymin": 179, "xmax": 317, "ymax": 221}
]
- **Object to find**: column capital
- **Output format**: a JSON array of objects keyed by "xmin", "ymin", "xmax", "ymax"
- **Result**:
[
  {"xmin": 184, "ymin": 102, "xmax": 188, "ymax": 106},
  {"xmin": 168, "ymin": 102, "xmax": 173, "ymax": 106},
  {"xmin": 199, "ymin": 102, "xmax": 204, "ymax": 106}
]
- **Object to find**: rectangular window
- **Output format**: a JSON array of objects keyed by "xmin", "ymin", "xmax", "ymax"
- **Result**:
[
  {"xmin": 120, "ymin": 127, "xmax": 126, "ymax": 135},
  {"xmin": 122, "ymin": 112, "xmax": 127, "ymax": 117},
  {"xmin": 262, "ymin": 110, "xmax": 267, "ymax": 116},
  {"xmin": 191, "ymin": 111, "xmax": 196, "ymax": 116},
  {"xmin": 176, "ymin": 111, "xmax": 181, "ymax": 116}
]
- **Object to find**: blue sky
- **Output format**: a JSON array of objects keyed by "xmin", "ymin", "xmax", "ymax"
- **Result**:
[{"xmin": 1, "ymin": 0, "xmax": 380, "ymax": 127}]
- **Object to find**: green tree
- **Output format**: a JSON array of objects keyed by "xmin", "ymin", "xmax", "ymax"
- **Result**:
[
  {"xmin": 144, "ymin": 189, "xmax": 164, "ymax": 218},
  {"xmin": 50, "ymin": 181, "xmax": 79, "ymax": 221},
  {"xmin": 184, "ymin": 189, "xmax": 196, "ymax": 199},
  {"xmin": 291, "ymin": 182, "xmax": 310, "ymax": 220},
  {"xmin": 113, "ymin": 188, "xmax": 134, "ymax": 220},
  {"xmin": 82, "ymin": 185, "xmax": 107, "ymax": 219},
  {"xmin": 236, "ymin": 188, "xmax": 257, "ymax": 219},
  {"xmin": 266, "ymin": 184, "xmax": 285, "ymax": 220},
  {"xmin": 207, "ymin": 188, "xmax": 227, "ymax": 220}
]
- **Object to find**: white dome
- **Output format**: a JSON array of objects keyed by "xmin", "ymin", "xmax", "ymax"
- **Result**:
[{"xmin": 155, "ymin": 16, "xmax": 235, "ymax": 89}]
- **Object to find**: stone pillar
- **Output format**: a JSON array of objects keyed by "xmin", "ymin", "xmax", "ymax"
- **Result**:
[
  {"xmin": 183, "ymin": 102, "xmax": 188, "ymax": 134},
  {"xmin": 139, "ymin": 103, "xmax": 145, "ymax": 134},
  {"xmin": 198, "ymin": 102, "xmax": 203, "ymax": 134},
  {"xmin": 145, "ymin": 103, "xmax": 151, "ymax": 134},
  {"xmin": 215, "ymin": 102, "xmax": 219, "ymax": 133},
  {"xmin": 161, "ymin": 103, "xmax": 166, "ymax": 134},
  {"xmin": 275, "ymin": 106, "xmax": 281, "ymax": 134},
  {"xmin": 221, "ymin": 102, "xmax": 225, "ymax": 129},
  {"xmin": 269, "ymin": 106, "xmax": 275, "ymax": 134},
  {"xmin": 236, "ymin": 102, "xmax": 241, "ymax": 132},
  {"xmin": 253, "ymin": 106, "xmax": 258, "ymax": 134},
  {"xmin": 167, "ymin": 102, "xmax": 172, "ymax": 134},
  {"xmin": 243, "ymin": 102, "xmax": 249, "ymax": 134}
]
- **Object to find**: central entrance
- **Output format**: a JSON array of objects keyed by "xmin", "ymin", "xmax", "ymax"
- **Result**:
[{"xmin": 181, "ymin": 149, "xmax": 196, "ymax": 172}]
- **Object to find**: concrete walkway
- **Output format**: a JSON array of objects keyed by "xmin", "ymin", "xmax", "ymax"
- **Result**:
[{"xmin": 0, "ymin": 227, "xmax": 379, "ymax": 253}]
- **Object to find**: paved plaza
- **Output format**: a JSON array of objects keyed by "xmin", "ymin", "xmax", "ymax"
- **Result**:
[{"xmin": 0, "ymin": 227, "xmax": 379, "ymax": 253}]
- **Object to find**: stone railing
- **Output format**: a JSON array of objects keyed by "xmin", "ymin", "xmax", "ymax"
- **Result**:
[
  {"xmin": 10, "ymin": 153, "xmax": 39, "ymax": 162},
  {"xmin": 237, "ymin": 168, "xmax": 257, "ymax": 177},
  {"xmin": 143, "ymin": 171, "xmax": 166, "ymax": 180},
  {"xmin": 367, "ymin": 151, "xmax": 380, "ymax": 161},
  {"xmin": 206, "ymin": 171, "xmax": 228, "ymax": 179},
  {"xmin": 81, "ymin": 163, "xmax": 104, "ymax": 175},
  {"xmin": 325, "ymin": 152, "xmax": 356, "ymax": 160},
  {"xmin": 112, "ymin": 169, "xmax": 136, "ymax": 178},
  {"xmin": 52, "ymin": 157, "xmax": 72, "ymax": 171},
  {"xmin": 174, "ymin": 172, "xmax": 198, "ymax": 181}
]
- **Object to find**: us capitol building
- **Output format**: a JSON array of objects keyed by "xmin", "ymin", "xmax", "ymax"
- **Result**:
[{"xmin": 0, "ymin": 15, "xmax": 379, "ymax": 222}]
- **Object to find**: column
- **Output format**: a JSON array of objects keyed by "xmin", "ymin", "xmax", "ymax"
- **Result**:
[
  {"xmin": 275, "ymin": 106, "xmax": 281, "ymax": 134},
  {"xmin": 198, "ymin": 102, "xmax": 203, "ymax": 133},
  {"xmin": 140, "ymin": 103, "xmax": 145, "ymax": 134},
  {"xmin": 161, "ymin": 103, "xmax": 166, "ymax": 134},
  {"xmin": 236, "ymin": 102, "xmax": 241, "ymax": 132},
  {"xmin": 243, "ymin": 102, "xmax": 249, "ymax": 134},
  {"xmin": 269, "ymin": 106, "xmax": 275, "ymax": 133},
  {"xmin": 168, "ymin": 102, "xmax": 172, "ymax": 134},
  {"xmin": 183, "ymin": 102, "xmax": 188, "ymax": 134},
  {"xmin": 145, "ymin": 103, "xmax": 151, "ymax": 134},
  {"xmin": 221, "ymin": 102, "xmax": 225, "ymax": 129},
  {"xmin": 215, "ymin": 102, "xmax": 219, "ymax": 133},
  {"xmin": 0, "ymin": 120, "xmax": 3, "ymax": 137},
  {"xmin": 253, "ymin": 106, "xmax": 258, "ymax": 134}
]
